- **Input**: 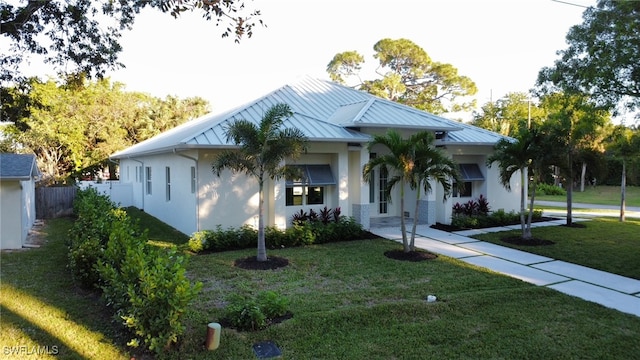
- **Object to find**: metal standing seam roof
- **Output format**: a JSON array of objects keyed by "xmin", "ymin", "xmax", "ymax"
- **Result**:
[
  {"xmin": 111, "ymin": 76, "xmax": 510, "ymax": 159},
  {"xmin": 0, "ymin": 153, "xmax": 39, "ymax": 180}
]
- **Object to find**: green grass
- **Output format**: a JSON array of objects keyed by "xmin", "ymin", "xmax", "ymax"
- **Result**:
[
  {"xmin": 125, "ymin": 206, "xmax": 189, "ymax": 246},
  {"xmin": 3, "ymin": 216, "xmax": 640, "ymax": 359},
  {"xmin": 535, "ymin": 185, "xmax": 640, "ymax": 207},
  {"xmin": 0, "ymin": 219, "xmax": 131, "ymax": 360},
  {"xmin": 473, "ymin": 217, "xmax": 640, "ymax": 280}
]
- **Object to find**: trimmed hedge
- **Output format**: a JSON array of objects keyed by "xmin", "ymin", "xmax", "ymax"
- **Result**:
[
  {"xmin": 68, "ymin": 187, "xmax": 201, "ymax": 355},
  {"xmin": 188, "ymin": 213, "xmax": 366, "ymax": 254}
]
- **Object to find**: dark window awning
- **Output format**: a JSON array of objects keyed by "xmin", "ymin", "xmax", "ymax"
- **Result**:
[
  {"xmin": 286, "ymin": 165, "xmax": 336, "ymax": 186},
  {"xmin": 459, "ymin": 164, "xmax": 484, "ymax": 181}
]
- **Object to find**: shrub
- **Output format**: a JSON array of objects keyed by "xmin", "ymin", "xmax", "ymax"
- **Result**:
[
  {"xmin": 536, "ymin": 183, "xmax": 566, "ymax": 196},
  {"xmin": 71, "ymin": 187, "xmax": 201, "ymax": 355},
  {"xmin": 188, "ymin": 212, "xmax": 366, "ymax": 253},
  {"xmin": 223, "ymin": 291, "xmax": 289, "ymax": 331}
]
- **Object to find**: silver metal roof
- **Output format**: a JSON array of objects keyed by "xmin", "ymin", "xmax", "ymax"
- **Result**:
[{"xmin": 112, "ymin": 77, "xmax": 508, "ymax": 159}]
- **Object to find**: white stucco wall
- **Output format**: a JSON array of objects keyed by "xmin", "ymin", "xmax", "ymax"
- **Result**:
[
  {"xmin": 0, "ymin": 179, "xmax": 36, "ymax": 249},
  {"xmin": 1, "ymin": 181, "xmax": 24, "ymax": 249}
]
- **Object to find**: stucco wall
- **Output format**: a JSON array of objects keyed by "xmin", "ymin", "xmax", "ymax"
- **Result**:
[{"xmin": 1, "ymin": 181, "xmax": 23, "ymax": 249}]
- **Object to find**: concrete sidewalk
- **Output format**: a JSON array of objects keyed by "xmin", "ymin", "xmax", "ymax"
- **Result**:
[{"xmin": 369, "ymin": 221, "xmax": 640, "ymax": 318}]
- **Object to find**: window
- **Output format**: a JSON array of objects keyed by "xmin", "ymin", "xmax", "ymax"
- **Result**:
[
  {"xmin": 379, "ymin": 167, "xmax": 388, "ymax": 213},
  {"xmin": 165, "ymin": 167, "xmax": 171, "ymax": 202},
  {"xmin": 285, "ymin": 165, "xmax": 334, "ymax": 206},
  {"xmin": 145, "ymin": 167, "xmax": 152, "ymax": 195},
  {"xmin": 453, "ymin": 164, "xmax": 483, "ymax": 198},
  {"xmin": 190, "ymin": 166, "xmax": 196, "ymax": 194},
  {"xmin": 369, "ymin": 153, "xmax": 376, "ymax": 203},
  {"xmin": 453, "ymin": 181, "xmax": 472, "ymax": 197}
]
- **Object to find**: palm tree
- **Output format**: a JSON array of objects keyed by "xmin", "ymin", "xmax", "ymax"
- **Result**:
[
  {"xmin": 487, "ymin": 128, "xmax": 546, "ymax": 240},
  {"xmin": 363, "ymin": 130, "xmax": 459, "ymax": 253},
  {"xmin": 212, "ymin": 103, "xmax": 308, "ymax": 262},
  {"xmin": 409, "ymin": 136, "xmax": 461, "ymax": 251}
]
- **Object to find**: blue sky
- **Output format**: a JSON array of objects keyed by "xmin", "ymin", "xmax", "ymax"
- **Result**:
[{"xmin": 28, "ymin": 0, "xmax": 597, "ymax": 120}]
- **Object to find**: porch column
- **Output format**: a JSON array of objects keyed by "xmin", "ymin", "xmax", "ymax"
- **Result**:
[
  {"xmin": 350, "ymin": 145, "xmax": 370, "ymax": 229},
  {"xmin": 417, "ymin": 179, "xmax": 437, "ymax": 225}
]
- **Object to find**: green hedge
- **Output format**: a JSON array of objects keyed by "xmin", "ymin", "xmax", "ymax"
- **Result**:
[
  {"xmin": 188, "ymin": 216, "xmax": 366, "ymax": 253},
  {"xmin": 68, "ymin": 187, "xmax": 201, "ymax": 355},
  {"xmin": 451, "ymin": 209, "xmax": 544, "ymax": 229}
]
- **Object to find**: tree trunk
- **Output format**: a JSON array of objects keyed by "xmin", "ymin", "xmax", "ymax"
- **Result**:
[
  {"xmin": 566, "ymin": 153, "xmax": 573, "ymax": 226},
  {"xmin": 580, "ymin": 162, "xmax": 587, "ymax": 192},
  {"xmin": 400, "ymin": 183, "xmax": 409, "ymax": 253},
  {"xmin": 410, "ymin": 186, "xmax": 421, "ymax": 251},
  {"xmin": 620, "ymin": 159, "xmax": 626, "ymax": 222},
  {"xmin": 257, "ymin": 179, "xmax": 267, "ymax": 261},
  {"xmin": 519, "ymin": 167, "xmax": 526, "ymax": 238},
  {"xmin": 525, "ymin": 179, "xmax": 536, "ymax": 240}
]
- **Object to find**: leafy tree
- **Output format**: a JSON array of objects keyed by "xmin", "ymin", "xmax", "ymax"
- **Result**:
[
  {"xmin": 0, "ymin": 0, "xmax": 263, "ymax": 82},
  {"xmin": 537, "ymin": 0, "xmax": 640, "ymax": 112},
  {"xmin": 327, "ymin": 38, "xmax": 477, "ymax": 114},
  {"xmin": 1, "ymin": 76, "xmax": 209, "ymax": 183},
  {"xmin": 606, "ymin": 125, "xmax": 640, "ymax": 221},
  {"xmin": 472, "ymin": 92, "xmax": 543, "ymax": 138},
  {"xmin": 487, "ymin": 127, "xmax": 549, "ymax": 240},
  {"xmin": 363, "ymin": 130, "xmax": 459, "ymax": 252},
  {"xmin": 540, "ymin": 92, "xmax": 611, "ymax": 225},
  {"xmin": 212, "ymin": 103, "xmax": 308, "ymax": 262}
]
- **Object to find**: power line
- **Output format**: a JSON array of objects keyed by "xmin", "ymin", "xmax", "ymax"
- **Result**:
[{"xmin": 551, "ymin": 0, "xmax": 591, "ymax": 9}]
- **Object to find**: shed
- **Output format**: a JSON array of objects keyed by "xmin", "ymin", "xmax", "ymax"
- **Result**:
[{"xmin": 0, "ymin": 153, "xmax": 40, "ymax": 249}]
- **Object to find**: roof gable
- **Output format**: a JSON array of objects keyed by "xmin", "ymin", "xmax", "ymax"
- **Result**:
[{"xmin": 0, "ymin": 153, "xmax": 39, "ymax": 180}]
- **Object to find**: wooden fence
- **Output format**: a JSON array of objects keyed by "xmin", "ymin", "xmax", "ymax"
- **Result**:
[{"xmin": 35, "ymin": 186, "xmax": 77, "ymax": 219}]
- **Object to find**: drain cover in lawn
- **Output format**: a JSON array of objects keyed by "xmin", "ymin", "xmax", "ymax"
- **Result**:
[{"xmin": 253, "ymin": 341, "xmax": 281, "ymax": 359}]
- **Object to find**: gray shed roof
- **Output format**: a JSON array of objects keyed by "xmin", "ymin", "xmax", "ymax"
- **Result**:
[
  {"xmin": 112, "ymin": 77, "xmax": 507, "ymax": 159},
  {"xmin": 0, "ymin": 153, "xmax": 39, "ymax": 180}
]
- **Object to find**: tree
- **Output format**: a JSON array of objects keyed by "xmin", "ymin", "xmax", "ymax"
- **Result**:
[
  {"xmin": 472, "ymin": 92, "xmax": 542, "ymax": 138},
  {"xmin": 408, "ymin": 135, "xmax": 460, "ymax": 250},
  {"xmin": 327, "ymin": 38, "xmax": 477, "ymax": 114},
  {"xmin": 1, "ymin": 76, "xmax": 209, "ymax": 183},
  {"xmin": 606, "ymin": 125, "xmax": 640, "ymax": 221},
  {"xmin": 0, "ymin": 0, "xmax": 263, "ymax": 83},
  {"xmin": 363, "ymin": 130, "xmax": 459, "ymax": 253},
  {"xmin": 540, "ymin": 92, "xmax": 611, "ymax": 225},
  {"xmin": 537, "ymin": 0, "xmax": 640, "ymax": 112},
  {"xmin": 211, "ymin": 103, "xmax": 308, "ymax": 262}
]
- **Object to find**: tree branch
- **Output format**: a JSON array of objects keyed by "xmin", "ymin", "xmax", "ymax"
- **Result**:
[{"xmin": 0, "ymin": 0, "xmax": 48, "ymax": 38}]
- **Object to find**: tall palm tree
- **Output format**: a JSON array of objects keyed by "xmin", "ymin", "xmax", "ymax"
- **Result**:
[
  {"xmin": 487, "ymin": 128, "xmax": 546, "ymax": 240},
  {"xmin": 212, "ymin": 103, "xmax": 308, "ymax": 261},
  {"xmin": 364, "ymin": 130, "xmax": 458, "ymax": 253},
  {"xmin": 409, "ymin": 137, "xmax": 461, "ymax": 251}
]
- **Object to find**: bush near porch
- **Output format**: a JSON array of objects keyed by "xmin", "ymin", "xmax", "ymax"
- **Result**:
[
  {"xmin": 449, "ymin": 195, "xmax": 544, "ymax": 230},
  {"xmin": 187, "ymin": 207, "xmax": 367, "ymax": 253}
]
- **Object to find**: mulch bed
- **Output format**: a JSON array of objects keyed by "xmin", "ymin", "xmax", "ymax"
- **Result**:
[
  {"xmin": 234, "ymin": 256, "xmax": 290, "ymax": 270},
  {"xmin": 384, "ymin": 249, "xmax": 437, "ymax": 262}
]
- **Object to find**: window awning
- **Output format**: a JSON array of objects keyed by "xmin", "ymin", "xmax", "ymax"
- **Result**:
[
  {"xmin": 459, "ymin": 164, "xmax": 484, "ymax": 181},
  {"xmin": 286, "ymin": 165, "xmax": 336, "ymax": 186}
]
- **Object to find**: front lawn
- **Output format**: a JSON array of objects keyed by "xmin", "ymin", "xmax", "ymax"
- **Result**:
[
  {"xmin": 472, "ymin": 217, "xmax": 640, "ymax": 280},
  {"xmin": 2, "ymin": 217, "xmax": 640, "ymax": 359},
  {"xmin": 534, "ymin": 185, "xmax": 640, "ymax": 207}
]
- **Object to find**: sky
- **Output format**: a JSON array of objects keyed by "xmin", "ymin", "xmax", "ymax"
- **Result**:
[{"xmin": 33, "ymin": 0, "xmax": 598, "ymax": 120}]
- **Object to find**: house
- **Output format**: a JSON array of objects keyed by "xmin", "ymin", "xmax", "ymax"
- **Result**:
[
  {"xmin": 0, "ymin": 153, "xmax": 40, "ymax": 249},
  {"xmin": 110, "ymin": 77, "xmax": 522, "ymax": 235}
]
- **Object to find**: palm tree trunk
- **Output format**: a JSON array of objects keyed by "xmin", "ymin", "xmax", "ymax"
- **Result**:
[
  {"xmin": 525, "ymin": 179, "xmax": 536, "ymax": 240},
  {"xmin": 620, "ymin": 159, "xmax": 626, "ymax": 222},
  {"xmin": 519, "ymin": 167, "xmax": 526, "ymax": 238},
  {"xmin": 257, "ymin": 179, "xmax": 267, "ymax": 261},
  {"xmin": 400, "ymin": 183, "xmax": 409, "ymax": 252},
  {"xmin": 410, "ymin": 186, "xmax": 421, "ymax": 251}
]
